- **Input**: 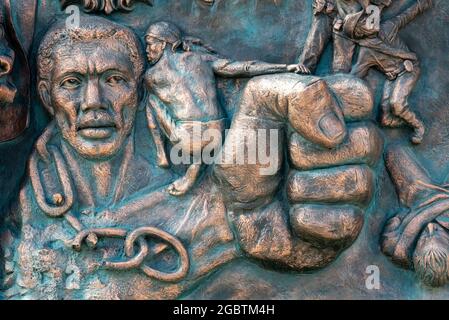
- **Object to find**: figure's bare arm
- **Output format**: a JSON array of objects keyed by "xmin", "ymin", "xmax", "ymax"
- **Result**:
[{"xmin": 211, "ymin": 57, "xmax": 302, "ymax": 78}]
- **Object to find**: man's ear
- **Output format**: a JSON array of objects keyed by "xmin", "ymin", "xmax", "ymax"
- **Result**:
[{"xmin": 38, "ymin": 80, "xmax": 54, "ymax": 116}]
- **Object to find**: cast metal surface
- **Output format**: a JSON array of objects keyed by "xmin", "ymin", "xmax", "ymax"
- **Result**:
[{"xmin": 0, "ymin": 0, "xmax": 448, "ymax": 299}]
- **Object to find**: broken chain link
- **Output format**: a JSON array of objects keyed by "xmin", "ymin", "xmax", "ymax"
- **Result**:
[
  {"xmin": 71, "ymin": 226, "xmax": 190, "ymax": 282},
  {"xmin": 30, "ymin": 128, "xmax": 190, "ymax": 283}
]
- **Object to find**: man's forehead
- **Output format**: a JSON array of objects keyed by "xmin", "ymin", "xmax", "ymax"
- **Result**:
[{"xmin": 52, "ymin": 39, "xmax": 135, "ymax": 76}]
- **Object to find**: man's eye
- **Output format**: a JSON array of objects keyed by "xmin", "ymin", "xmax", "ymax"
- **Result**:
[
  {"xmin": 106, "ymin": 75, "xmax": 126, "ymax": 86},
  {"xmin": 61, "ymin": 78, "xmax": 81, "ymax": 89}
]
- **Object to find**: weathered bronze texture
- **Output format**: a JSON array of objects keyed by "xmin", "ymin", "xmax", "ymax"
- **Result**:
[
  {"xmin": 383, "ymin": 146, "xmax": 449, "ymax": 287},
  {"xmin": 0, "ymin": 0, "xmax": 32, "ymax": 143},
  {"xmin": 60, "ymin": 0, "xmax": 154, "ymax": 14},
  {"xmin": 144, "ymin": 21, "xmax": 302, "ymax": 195},
  {"xmin": 0, "ymin": 0, "xmax": 448, "ymax": 300}
]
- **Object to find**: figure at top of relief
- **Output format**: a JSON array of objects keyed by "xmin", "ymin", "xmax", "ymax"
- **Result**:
[
  {"xmin": 298, "ymin": 0, "xmax": 431, "ymax": 144},
  {"xmin": 297, "ymin": 0, "xmax": 392, "ymax": 75},
  {"xmin": 349, "ymin": 0, "xmax": 432, "ymax": 144},
  {"xmin": 143, "ymin": 21, "xmax": 303, "ymax": 196}
]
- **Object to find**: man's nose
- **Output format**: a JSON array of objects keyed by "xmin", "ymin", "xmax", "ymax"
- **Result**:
[{"xmin": 81, "ymin": 79, "xmax": 105, "ymax": 111}]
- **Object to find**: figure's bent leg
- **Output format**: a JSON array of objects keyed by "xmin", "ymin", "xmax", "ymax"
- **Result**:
[
  {"xmin": 148, "ymin": 94, "xmax": 179, "ymax": 142},
  {"xmin": 166, "ymin": 118, "xmax": 226, "ymax": 196},
  {"xmin": 146, "ymin": 101, "xmax": 169, "ymax": 168},
  {"xmin": 299, "ymin": 13, "xmax": 333, "ymax": 73},
  {"xmin": 148, "ymin": 95, "xmax": 205, "ymax": 195},
  {"xmin": 168, "ymin": 163, "xmax": 202, "ymax": 196},
  {"xmin": 380, "ymin": 80, "xmax": 405, "ymax": 128},
  {"xmin": 332, "ymin": 34, "xmax": 356, "ymax": 73},
  {"xmin": 390, "ymin": 68, "xmax": 425, "ymax": 144}
]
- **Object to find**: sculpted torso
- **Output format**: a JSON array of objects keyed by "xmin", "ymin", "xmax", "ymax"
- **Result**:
[{"xmin": 145, "ymin": 52, "xmax": 223, "ymax": 121}]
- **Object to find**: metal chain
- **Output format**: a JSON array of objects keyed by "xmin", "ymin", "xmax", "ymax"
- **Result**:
[
  {"xmin": 30, "ymin": 126, "xmax": 190, "ymax": 283},
  {"xmin": 71, "ymin": 226, "xmax": 190, "ymax": 283}
]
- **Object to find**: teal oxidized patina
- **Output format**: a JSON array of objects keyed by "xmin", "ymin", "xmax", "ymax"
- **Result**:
[{"xmin": 0, "ymin": 0, "xmax": 448, "ymax": 299}]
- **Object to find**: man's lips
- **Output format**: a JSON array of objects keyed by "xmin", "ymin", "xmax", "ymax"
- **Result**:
[
  {"xmin": 77, "ymin": 116, "xmax": 117, "ymax": 139},
  {"xmin": 77, "ymin": 122, "xmax": 116, "ymax": 130},
  {"xmin": 77, "ymin": 115, "xmax": 116, "ymax": 129}
]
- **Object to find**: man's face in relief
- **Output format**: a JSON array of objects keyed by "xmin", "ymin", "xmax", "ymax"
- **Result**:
[{"xmin": 42, "ymin": 39, "xmax": 140, "ymax": 159}]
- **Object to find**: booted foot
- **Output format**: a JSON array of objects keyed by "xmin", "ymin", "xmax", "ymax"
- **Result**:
[
  {"xmin": 411, "ymin": 125, "xmax": 425, "ymax": 144},
  {"xmin": 156, "ymin": 153, "xmax": 170, "ymax": 168},
  {"xmin": 168, "ymin": 164, "xmax": 202, "ymax": 196},
  {"xmin": 167, "ymin": 176, "xmax": 196, "ymax": 196}
]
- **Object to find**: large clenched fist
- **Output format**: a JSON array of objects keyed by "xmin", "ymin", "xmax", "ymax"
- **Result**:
[{"xmin": 214, "ymin": 73, "xmax": 383, "ymax": 270}]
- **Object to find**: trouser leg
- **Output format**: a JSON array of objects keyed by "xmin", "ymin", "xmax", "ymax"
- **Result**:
[
  {"xmin": 380, "ymin": 79, "xmax": 405, "ymax": 128},
  {"xmin": 299, "ymin": 13, "xmax": 333, "ymax": 73},
  {"xmin": 389, "ymin": 67, "xmax": 425, "ymax": 144},
  {"xmin": 332, "ymin": 33, "xmax": 356, "ymax": 73}
]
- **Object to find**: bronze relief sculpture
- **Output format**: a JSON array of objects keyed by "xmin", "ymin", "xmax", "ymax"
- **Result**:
[
  {"xmin": 60, "ymin": 0, "xmax": 154, "ymax": 14},
  {"xmin": 0, "ymin": 0, "xmax": 448, "ymax": 300},
  {"xmin": 382, "ymin": 146, "xmax": 449, "ymax": 287},
  {"xmin": 0, "ymin": 0, "xmax": 32, "ymax": 143},
  {"xmin": 143, "ymin": 21, "xmax": 302, "ymax": 195}
]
